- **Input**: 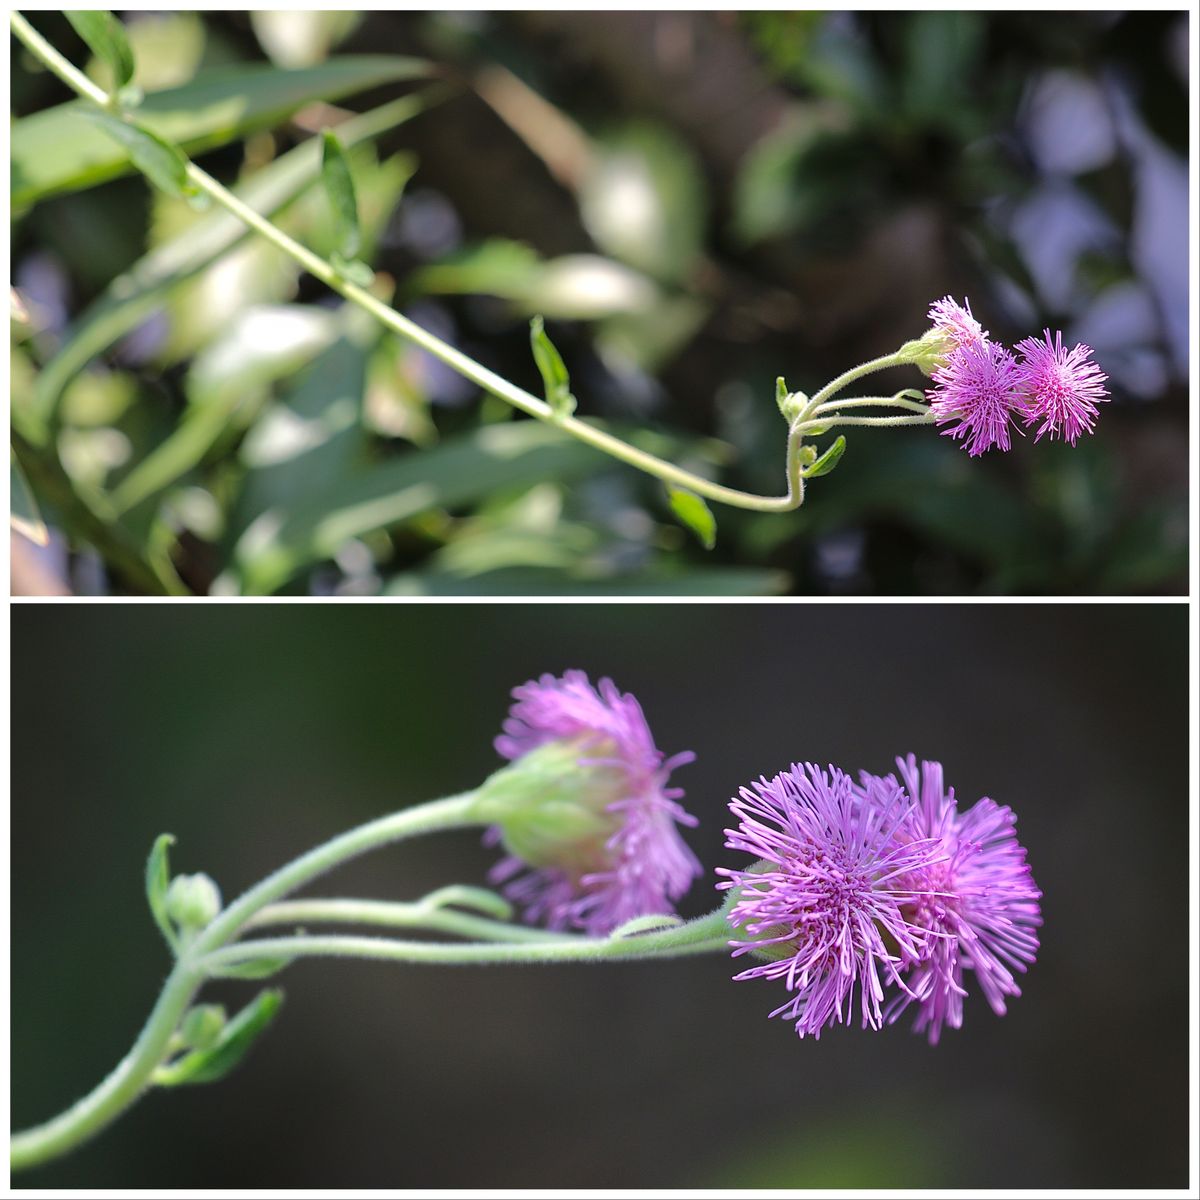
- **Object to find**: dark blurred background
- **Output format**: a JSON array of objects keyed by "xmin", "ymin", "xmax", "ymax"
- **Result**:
[
  {"xmin": 10, "ymin": 603, "xmax": 1189, "ymax": 1187},
  {"xmin": 10, "ymin": 10, "xmax": 1190, "ymax": 595}
]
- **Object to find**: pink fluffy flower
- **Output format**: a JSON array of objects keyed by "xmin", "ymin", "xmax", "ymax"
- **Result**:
[
  {"xmin": 872, "ymin": 756, "xmax": 1043, "ymax": 1044},
  {"xmin": 927, "ymin": 295, "xmax": 988, "ymax": 353},
  {"xmin": 717, "ymin": 763, "xmax": 943, "ymax": 1039},
  {"xmin": 486, "ymin": 671, "xmax": 700, "ymax": 936},
  {"xmin": 927, "ymin": 338, "xmax": 1024, "ymax": 456},
  {"xmin": 1015, "ymin": 329, "xmax": 1110, "ymax": 445}
]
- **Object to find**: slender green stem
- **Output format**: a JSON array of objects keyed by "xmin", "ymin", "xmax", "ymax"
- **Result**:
[
  {"xmin": 807, "ymin": 350, "xmax": 911, "ymax": 409},
  {"xmin": 10, "ymin": 964, "xmax": 204, "ymax": 1172},
  {"xmin": 10, "ymin": 10, "xmax": 803, "ymax": 515},
  {"xmin": 202, "ymin": 908, "xmax": 732, "ymax": 972},
  {"xmin": 191, "ymin": 794, "xmax": 483, "ymax": 954},
  {"xmin": 798, "ymin": 413, "xmax": 938, "ymax": 432},
  {"xmin": 246, "ymin": 897, "xmax": 565, "ymax": 944},
  {"xmin": 810, "ymin": 395, "xmax": 930, "ymax": 417}
]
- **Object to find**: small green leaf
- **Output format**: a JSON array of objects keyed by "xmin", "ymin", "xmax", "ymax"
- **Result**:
[
  {"xmin": 321, "ymin": 129, "xmax": 361, "ymax": 260},
  {"xmin": 65, "ymin": 10, "xmax": 136, "ymax": 91},
  {"xmin": 153, "ymin": 989, "xmax": 283, "ymax": 1087},
  {"xmin": 179, "ymin": 1004, "xmax": 227, "ymax": 1052},
  {"xmin": 82, "ymin": 111, "xmax": 196, "ymax": 201},
  {"xmin": 145, "ymin": 833, "xmax": 178, "ymax": 950},
  {"xmin": 804, "ymin": 435, "xmax": 847, "ymax": 478},
  {"xmin": 529, "ymin": 316, "xmax": 576, "ymax": 418},
  {"xmin": 330, "ymin": 253, "xmax": 375, "ymax": 287},
  {"xmin": 608, "ymin": 913, "xmax": 684, "ymax": 939},
  {"xmin": 205, "ymin": 956, "xmax": 292, "ymax": 980},
  {"xmin": 775, "ymin": 376, "xmax": 789, "ymax": 414},
  {"xmin": 666, "ymin": 485, "xmax": 717, "ymax": 550}
]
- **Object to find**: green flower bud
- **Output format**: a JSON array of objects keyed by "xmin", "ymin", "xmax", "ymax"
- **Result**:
[
  {"xmin": 165, "ymin": 872, "xmax": 222, "ymax": 932},
  {"xmin": 474, "ymin": 736, "xmax": 627, "ymax": 877},
  {"xmin": 899, "ymin": 328, "xmax": 956, "ymax": 377},
  {"xmin": 179, "ymin": 1004, "xmax": 226, "ymax": 1051}
]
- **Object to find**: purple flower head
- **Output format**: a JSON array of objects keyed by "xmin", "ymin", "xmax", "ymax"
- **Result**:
[
  {"xmin": 873, "ymin": 756, "xmax": 1043, "ymax": 1044},
  {"xmin": 927, "ymin": 295, "xmax": 988, "ymax": 353},
  {"xmin": 716, "ymin": 763, "xmax": 944, "ymax": 1040},
  {"xmin": 1015, "ymin": 329, "xmax": 1110, "ymax": 445},
  {"xmin": 927, "ymin": 338, "xmax": 1024, "ymax": 456},
  {"xmin": 483, "ymin": 670, "xmax": 700, "ymax": 936}
]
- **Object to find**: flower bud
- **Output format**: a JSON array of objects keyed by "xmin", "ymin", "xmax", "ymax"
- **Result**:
[
  {"xmin": 475, "ymin": 736, "xmax": 626, "ymax": 873},
  {"xmin": 899, "ymin": 328, "xmax": 956, "ymax": 377},
  {"xmin": 165, "ymin": 872, "xmax": 222, "ymax": 932},
  {"xmin": 179, "ymin": 1004, "xmax": 226, "ymax": 1051}
]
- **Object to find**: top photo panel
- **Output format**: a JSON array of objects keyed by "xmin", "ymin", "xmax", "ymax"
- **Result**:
[{"xmin": 10, "ymin": 10, "xmax": 1189, "ymax": 597}]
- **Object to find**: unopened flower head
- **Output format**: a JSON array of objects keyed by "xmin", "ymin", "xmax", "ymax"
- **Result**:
[
  {"xmin": 479, "ymin": 671, "xmax": 700, "ymax": 936},
  {"xmin": 927, "ymin": 338, "xmax": 1023, "ymax": 456},
  {"xmin": 905, "ymin": 295, "xmax": 989, "ymax": 375},
  {"xmin": 872, "ymin": 756, "xmax": 1043, "ymax": 1044},
  {"xmin": 1015, "ymin": 329, "xmax": 1110, "ymax": 445},
  {"xmin": 717, "ymin": 762, "xmax": 943, "ymax": 1039}
]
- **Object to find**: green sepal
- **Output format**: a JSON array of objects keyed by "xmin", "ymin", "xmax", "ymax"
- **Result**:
[
  {"xmin": 666, "ymin": 484, "xmax": 717, "ymax": 550},
  {"xmin": 529, "ymin": 316, "xmax": 576, "ymax": 418},
  {"xmin": 153, "ymin": 990, "xmax": 283, "ymax": 1087},
  {"xmin": 321, "ymin": 129, "xmax": 361, "ymax": 260},
  {"xmin": 145, "ymin": 833, "xmax": 178, "ymax": 951},
  {"xmin": 81, "ymin": 111, "xmax": 198, "ymax": 202},
  {"xmin": 802, "ymin": 435, "xmax": 847, "ymax": 479},
  {"xmin": 65, "ymin": 11, "xmax": 136, "ymax": 92}
]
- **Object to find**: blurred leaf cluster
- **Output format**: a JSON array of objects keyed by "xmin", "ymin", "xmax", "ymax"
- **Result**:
[{"xmin": 10, "ymin": 11, "xmax": 1187, "ymax": 594}]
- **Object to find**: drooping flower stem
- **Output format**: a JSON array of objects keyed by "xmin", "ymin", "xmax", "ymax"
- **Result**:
[
  {"xmin": 201, "ymin": 909, "xmax": 733, "ymax": 973},
  {"xmin": 8, "ymin": 11, "xmax": 808, "ymax": 515},
  {"xmin": 805, "ymin": 350, "xmax": 914, "ymax": 409}
]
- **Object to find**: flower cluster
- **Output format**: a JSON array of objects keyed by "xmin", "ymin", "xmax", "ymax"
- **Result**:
[
  {"xmin": 718, "ymin": 755, "xmax": 1041, "ymax": 1042},
  {"xmin": 925, "ymin": 296, "xmax": 1109, "ymax": 456},
  {"xmin": 482, "ymin": 670, "xmax": 700, "ymax": 936}
]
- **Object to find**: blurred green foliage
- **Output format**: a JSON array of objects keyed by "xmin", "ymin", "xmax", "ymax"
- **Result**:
[{"xmin": 10, "ymin": 11, "xmax": 1188, "ymax": 594}]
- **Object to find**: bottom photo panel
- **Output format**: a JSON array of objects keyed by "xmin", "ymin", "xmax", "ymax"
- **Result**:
[{"xmin": 10, "ymin": 602, "xmax": 1190, "ymax": 1190}]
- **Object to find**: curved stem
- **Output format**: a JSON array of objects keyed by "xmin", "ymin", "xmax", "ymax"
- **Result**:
[
  {"xmin": 246, "ymin": 897, "xmax": 565, "ymax": 944},
  {"xmin": 202, "ymin": 908, "xmax": 732, "ymax": 972},
  {"xmin": 10, "ymin": 11, "xmax": 802, "ymax": 515},
  {"xmin": 798, "ymin": 413, "xmax": 938, "ymax": 432},
  {"xmin": 10, "ymin": 963, "xmax": 204, "ymax": 1172},
  {"xmin": 810, "ymin": 395, "xmax": 930, "ymax": 417},
  {"xmin": 807, "ymin": 350, "xmax": 911, "ymax": 409},
  {"xmin": 191, "ymin": 794, "xmax": 483, "ymax": 954}
]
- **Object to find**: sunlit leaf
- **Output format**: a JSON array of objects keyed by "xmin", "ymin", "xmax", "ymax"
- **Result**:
[
  {"xmin": 803, "ymin": 435, "xmax": 846, "ymax": 478},
  {"xmin": 667, "ymin": 485, "xmax": 717, "ymax": 550},
  {"xmin": 321, "ymin": 129, "xmax": 361, "ymax": 260},
  {"xmin": 529, "ymin": 316, "xmax": 576, "ymax": 418},
  {"xmin": 81, "ymin": 111, "xmax": 198, "ymax": 202},
  {"xmin": 65, "ymin": 10, "xmax": 136, "ymax": 91}
]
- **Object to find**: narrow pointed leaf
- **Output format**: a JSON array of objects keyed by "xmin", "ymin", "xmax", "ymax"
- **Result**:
[
  {"xmin": 153, "ymin": 989, "xmax": 283, "ymax": 1086},
  {"xmin": 804, "ymin": 435, "xmax": 847, "ymax": 478},
  {"xmin": 65, "ymin": 10, "xmax": 136, "ymax": 91},
  {"xmin": 529, "ymin": 316, "xmax": 576, "ymax": 418},
  {"xmin": 667, "ymin": 485, "xmax": 717, "ymax": 550},
  {"xmin": 82, "ymin": 111, "xmax": 196, "ymax": 201},
  {"xmin": 321, "ymin": 129, "xmax": 361, "ymax": 260},
  {"xmin": 145, "ymin": 833, "xmax": 178, "ymax": 950}
]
